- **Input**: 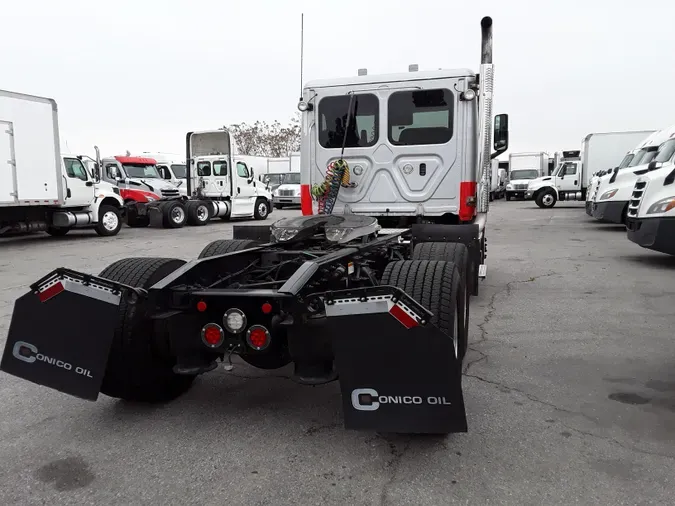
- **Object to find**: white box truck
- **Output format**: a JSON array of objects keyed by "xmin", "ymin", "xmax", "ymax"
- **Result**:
[
  {"xmin": 0, "ymin": 90, "xmax": 124, "ymax": 237},
  {"xmin": 527, "ymin": 130, "xmax": 655, "ymax": 209},
  {"xmin": 505, "ymin": 152, "xmax": 549, "ymax": 200}
]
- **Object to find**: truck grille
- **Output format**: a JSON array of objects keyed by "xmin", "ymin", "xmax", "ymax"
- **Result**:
[
  {"xmin": 627, "ymin": 179, "xmax": 648, "ymax": 218},
  {"xmin": 514, "ymin": 184, "xmax": 528, "ymax": 190},
  {"xmin": 589, "ymin": 181, "xmax": 600, "ymax": 202},
  {"xmin": 278, "ymin": 190, "xmax": 295, "ymax": 196},
  {"xmin": 161, "ymin": 188, "xmax": 180, "ymax": 198}
]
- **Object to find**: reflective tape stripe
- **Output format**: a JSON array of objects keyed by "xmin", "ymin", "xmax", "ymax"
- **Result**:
[{"xmin": 325, "ymin": 294, "xmax": 422, "ymax": 328}]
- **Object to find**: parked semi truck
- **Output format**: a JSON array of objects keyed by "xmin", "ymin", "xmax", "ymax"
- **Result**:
[
  {"xmin": 1, "ymin": 16, "xmax": 506, "ymax": 435},
  {"xmin": 590, "ymin": 127, "xmax": 671, "ymax": 224},
  {"xmin": 505, "ymin": 152, "xmax": 548, "ymax": 200},
  {"xmin": 625, "ymin": 136, "xmax": 675, "ymax": 255},
  {"xmin": 0, "ymin": 90, "xmax": 124, "ymax": 237},
  {"xmin": 527, "ymin": 131, "xmax": 655, "ymax": 209},
  {"xmin": 139, "ymin": 152, "xmax": 188, "ymax": 191}
]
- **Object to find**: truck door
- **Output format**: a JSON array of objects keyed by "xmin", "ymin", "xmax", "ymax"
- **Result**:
[
  {"xmin": 212, "ymin": 159, "xmax": 230, "ymax": 198},
  {"xmin": 231, "ymin": 161, "xmax": 256, "ymax": 216},
  {"xmin": 157, "ymin": 165, "xmax": 173, "ymax": 182},
  {"xmin": 0, "ymin": 121, "xmax": 17, "ymax": 203},
  {"xmin": 557, "ymin": 162, "xmax": 581, "ymax": 193},
  {"xmin": 63, "ymin": 157, "xmax": 94, "ymax": 206}
]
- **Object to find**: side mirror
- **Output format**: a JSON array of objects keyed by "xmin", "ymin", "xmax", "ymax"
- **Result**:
[
  {"xmin": 648, "ymin": 160, "xmax": 659, "ymax": 171},
  {"xmin": 493, "ymin": 113, "xmax": 509, "ymax": 153}
]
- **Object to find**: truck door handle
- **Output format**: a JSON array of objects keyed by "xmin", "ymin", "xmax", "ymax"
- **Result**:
[
  {"xmin": 574, "ymin": 180, "xmax": 578, "ymax": 185},
  {"xmin": 86, "ymin": 181, "xmax": 94, "ymax": 187},
  {"xmin": 237, "ymin": 187, "xmax": 241, "ymax": 194},
  {"xmin": 419, "ymin": 163, "xmax": 427, "ymax": 176}
]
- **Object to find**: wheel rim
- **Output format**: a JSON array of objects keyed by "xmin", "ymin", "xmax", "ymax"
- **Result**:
[
  {"xmin": 197, "ymin": 205, "xmax": 209, "ymax": 222},
  {"xmin": 102, "ymin": 211, "xmax": 119, "ymax": 231},
  {"xmin": 543, "ymin": 194, "xmax": 554, "ymax": 206},
  {"xmin": 172, "ymin": 206, "xmax": 186, "ymax": 223},
  {"xmin": 258, "ymin": 202, "xmax": 268, "ymax": 217}
]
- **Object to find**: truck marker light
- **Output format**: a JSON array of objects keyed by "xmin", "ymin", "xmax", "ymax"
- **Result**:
[
  {"xmin": 246, "ymin": 325, "xmax": 271, "ymax": 350},
  {"xmin": 261, "ymin": 302, "xmax": 272, "ymax": 314},
  {"xmin": 201, "ymin": 323, "xmax": 225, "ymax": 348},
  {"xmin": 196, "ymin": 301, "xmax": 207, "ymax": 312},
  {"xmin": 459, "ymin": 181, "xmax": 477, "ymax": 222},
  {"xmin": 224, "ymin": 308, "xmax": 247, "ymax": 333}
]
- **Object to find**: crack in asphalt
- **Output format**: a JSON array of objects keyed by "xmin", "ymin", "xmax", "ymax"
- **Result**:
[
  {"xmin": 464, "ymin": 271, "xmax": 558, "ymax": 374},
  {"xmin": 378, "ymin": 436, "xmax": 412, "ymax": 506}
]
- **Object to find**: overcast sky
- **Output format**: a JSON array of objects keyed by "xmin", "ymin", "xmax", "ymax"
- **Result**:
[{"xmin": 3, "ymin": 0, "xmax": 674, "ymax": 159}]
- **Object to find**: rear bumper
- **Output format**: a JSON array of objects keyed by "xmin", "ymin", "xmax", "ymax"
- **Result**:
[
  {"xmin": 626, "ymin": 216, "xmax": 675, "ymax": 255},
  {"xmin": 591, "ymin": 200, "xmax": 627, "ymax": 224}
]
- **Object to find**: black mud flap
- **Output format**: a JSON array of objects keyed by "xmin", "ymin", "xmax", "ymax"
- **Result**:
[
  {"xmin": 323, "ymin": 286, "xmax": 467, "ymax": 434},
  {"xmin": 0, "ymin": 269, "xmax": 127, "ymax": 401}
]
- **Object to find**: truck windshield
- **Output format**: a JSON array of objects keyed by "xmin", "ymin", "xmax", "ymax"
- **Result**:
[
  {"xmin": 654, "ymin": 139, "xmax": 675, "ymax": 163},
  {"xmin": 617, "ymin": 153, "xmax": 634, "ymax": 169},
  {"xmin": 282, "ymin": 173, "xmax": 301, "ymax": 184},
  {"xmin": 628, "ymin": 150, "xmax": 649, "ymax": 167},
  {"xmin": 171, "ymin": 164, "xmax": 187, "ymax": 178},
  {"xmin": 510, "ymin": 170, "xmax": 539, "ymax": 180},
  {"xmin": 123, "ymin": 164, "xmax": 161, "ymax": 179}
]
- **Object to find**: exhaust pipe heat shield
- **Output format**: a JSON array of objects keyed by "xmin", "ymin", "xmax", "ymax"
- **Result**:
[
  {"xmin": 322, "ymin": 286, "xmax": 467, "ymax": 434},
  {"xmin": 1, "ymin": 269, "xmax": 124, "ymax": 401}
]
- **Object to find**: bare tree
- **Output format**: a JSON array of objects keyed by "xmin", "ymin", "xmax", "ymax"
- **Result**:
[{"xmin": 225, "ymin": 113, "xmax": 300, "ymax": 157}]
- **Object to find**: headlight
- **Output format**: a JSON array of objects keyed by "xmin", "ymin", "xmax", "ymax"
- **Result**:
[
  {"xmin": 646, "ymin": 196, "xmax": 675, "ymax": 215},
  {"xmin": 599, "ymin": 189, "xmax": 618, "ymax": 200},
  {"xmin": 506, "ymin": 184, "xmax": 513, "ymax": 190},
  {"xmin": 294, "ymin": 188, "xmax": 301, "ymax": 196},
  {"xmin": 271, "ymin": 227, "xmax": 300, "ymax": 242},
  {"xmin": 146, "ymin": 197, "xmax": 156, "ymax": 202}
]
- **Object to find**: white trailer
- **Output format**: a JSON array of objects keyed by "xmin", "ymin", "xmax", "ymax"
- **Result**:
[
  {"xmin": 506, "ymin": 152, "xmax": 549, "ymax": 200},
  {"xmin": 0, "ymin": 90, "xmax": 124, "ymax": 237}
]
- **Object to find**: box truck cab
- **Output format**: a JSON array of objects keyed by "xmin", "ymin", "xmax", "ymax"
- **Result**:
[
  {"xmin": 273, "ymin": 172, "xmax": 302, "ymax": 208},
  {"xmin": 626, "ymin": 138, "xmax": 675, "ymax": 255},
  {"xmin": 591, "ymin": 126, "xmax": 675, "ymax": 224},
  {"xmin": 506, "ymin": 152, "xmax": 548, "ymax": 200},
  {"xmin": 526, "ymin": 150, "xmax": 582, "ymax": 207}
]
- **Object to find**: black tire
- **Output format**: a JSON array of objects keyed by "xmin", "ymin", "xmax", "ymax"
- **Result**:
[
  {"xmin": 254, "ymin": 198, "xmax": 270, "ymax": 220},
  {"xmin": 381, "ymin": 260, "xmax": 466, "ymax": 361},
  {"xmin": 198, "ymin": 239, "xmax": 261, "ymax": 259},
  {"xmin": 489, "ymin": 192, "xmax": 494, "ymax": 202},
  {"xmin": 161, "ymin": 200, "xmax": 187, "ymax": 228},
  {"xmin": 412, "ymin": 242, "xmax": 472, "ymax": 350},
  {"xmin": 505, "ymin": 194, "xmax": 511, "ymax": 201},
  {"xmin": 535, "ymin": 190, "xmax": 557, "ymax": 209},
  {"xmin": 186, "ymin": 200, "xmax": 210, "ymax": 226},
  {"xmin": 95, "ymin": 204, "xmax": 123, "ymax": 237},
  {"xmin": 125, "ymin": 204, "xmax": 150, "ymax": 228},
  {"xmin": 46, "ymin": 227, "xmax": 70, "ymax": 237},
  {"xmin": 98, "ymin": 258, "xmax": 194, "ymax": 402}
]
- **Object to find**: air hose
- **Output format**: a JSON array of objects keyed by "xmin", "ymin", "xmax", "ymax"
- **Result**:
[{"xmin": 310, "ymin": 159, "xmax": 351, "ymax": 214}]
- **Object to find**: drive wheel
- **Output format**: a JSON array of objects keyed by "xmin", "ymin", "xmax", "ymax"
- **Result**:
[
  {"xmin": 198, "ymin": 239, "xmax": 261, "ymax": 259},
  {"xmin": 186, "ymin": 200, "xmax": 210, "ymax": 226},
  {"xmin": 381, "ymin": 260, "xmax": 466, "ymax": 361},
  {"xmin": 161, "ymin": 201, "xmax": 187, "ymax": 228},
  {"xmin": 536, "ymin": 190, "xmax": 557, "ymax": 208},
  {"xmin": 254, "ymin": 198, "xmax": 270, "ymax": 220},
  {"xmin": 95, "ymin": 205, "xmax": 123, "ymax": 237},
  {"xmin": 98, "ymin": 258, "xmax": 195, "ymax": 402},
  {"xmin": 412, "ymin": 242, "xmax": 472, "ymax": 349}
]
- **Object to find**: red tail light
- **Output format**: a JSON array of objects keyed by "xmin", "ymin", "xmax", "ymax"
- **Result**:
[
  {"xmin": 201, "ymin": 323, "xmax": 224, "ymax": 348},
  {"xmin": 459, "ymin": 181, "xmax": 477, "ymax": 222},
  {"xmin": 246, "ymin": 325, "xmax": 271, "ymax": 350},
  {"xmin": 196, "ymin": 300, "xmax": 207, "ymax": 312},
  {"xmin": 261, "ymin": 302, "xmax": 272, "ymax": 314}
]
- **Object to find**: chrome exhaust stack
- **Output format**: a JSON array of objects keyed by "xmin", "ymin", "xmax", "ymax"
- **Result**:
[{"xmin": 477, "ymin": 16, "xmax": 494, "ymax": 215}]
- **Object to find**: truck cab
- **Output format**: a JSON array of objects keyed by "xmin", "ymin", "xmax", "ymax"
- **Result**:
[
  {"xmin": 186, "ymin": 130, "xmax": 273, "ymax": 220},
  {"xmin": 273, "ymin": 172, "xmax": 302, "ymax": 208},
  {"xmin": 526, "ymin": 150, "xmax": 583, "ymax": 207},
  {"xmin": 139, "ymin": 152, "xmax": 189, "ymax": 195},
  {"xmin": 100, "ymin": 156, "xmax": 182, "ymax": 202},
  {"xmin": 591, "ymin": 127, "xmax": 675, "ymax": 224},
  {"xmin": 626, "ymin": 138, "xmax": 675, "ymax": 254}
]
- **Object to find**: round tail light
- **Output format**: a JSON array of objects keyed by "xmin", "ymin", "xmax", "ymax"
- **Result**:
[
  {"xmin": 201, "ymin": 323, "xmax": 224, "ymax": 348},
  {"xmin": 246, "ymin": 325, "xmax": 271, "ymax": 351}
]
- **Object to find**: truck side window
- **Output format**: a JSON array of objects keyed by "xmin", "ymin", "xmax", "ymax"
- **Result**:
[
  {"xmin": 105, "ymin": 164, "xmax": 119, "ymax": 180},
  {"xmin": 388, "ymin": 89, "xmax": 454, "ymax": 146},
  {"xmin": 64, "ymin": 158, "xmax": 89, "ymax": 181},
  {"xmin": 318, "ymin": 93, "xmax": 379, "ymax": 149},
  {"xmin": 236, "ymin": 162, "xmax": 249, "ymax": 178},
  {"xmin": 563, "ymin": 164, "xmax": 577, "ymax": 176},
  {"xmin": 197, "ymin": 161, "xmax": 211, "ymax": 176},
  {"xmin": 213, "ymin": 160, "xmax": 228, "ymax": 176},
  {"xmin": 157, "ymin": 166, "xmax": 171, "ymax": 179}
]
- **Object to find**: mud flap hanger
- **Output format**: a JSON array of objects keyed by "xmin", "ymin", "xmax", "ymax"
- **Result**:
[{"xmin": 30, "ymin": 267, "xmax": 145, "ymax": 302}]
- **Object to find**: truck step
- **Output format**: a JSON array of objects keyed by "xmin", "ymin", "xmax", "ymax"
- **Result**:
[{"xmin": 478, "ymin": 264, "xmax": 487, "ymax": 279}]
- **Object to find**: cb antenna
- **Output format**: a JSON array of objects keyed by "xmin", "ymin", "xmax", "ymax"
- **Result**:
[{"xmin": 299, "ymin": 13, "xmax": 304, "ymax": 100}]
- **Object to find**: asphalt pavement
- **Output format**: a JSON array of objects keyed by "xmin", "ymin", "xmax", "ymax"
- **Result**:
[{"xmin": 1, "ymin": 201, "xmax": 674, "ymax": 506}]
